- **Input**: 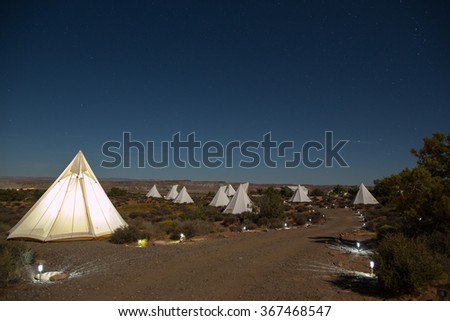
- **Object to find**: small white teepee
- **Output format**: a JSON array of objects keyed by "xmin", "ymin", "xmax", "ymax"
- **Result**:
[
  {"xmin": 353, "ymin": 183, "xmax": 378, "ymax": 205},
  {"xmin": 225, "ymin": 184, "xmax": 236, "ymax": 197},
  {"xmin": 7, "ymin": 151, "xmax": 127, "ymax": 242},
  {"xmin": 223, "ymin": 183, "xmax": 252, "ymax": 214},
  {"xmin": 173, "ymin": 186, "xmax": 194, "ymax": 204},
  {"xmin": 288, "ymin": 185, "xmax": 309, "ymax": 195},
  {"xmin": 289, "ymin": 185, "xmax": 312, "ymax": 203},
  {"xmin": 165, "ymin": 184, "xmax": 179, "ymax": 200},
  {"xmin": 146, "ymin": 185, "xmax": 162, "ymax": 198},
  {"xmin": 209, "ymin": 186, "xmax": 230, "ymax": 207}
]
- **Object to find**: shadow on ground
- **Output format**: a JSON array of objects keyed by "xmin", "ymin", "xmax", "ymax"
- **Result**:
[
  {"xmin": 328, "ymin": 274, "xmax": 387, "ymax": 299},
  {"xmin": 308, "ymin": 236, "xmax": 377, "ymax": 250}
]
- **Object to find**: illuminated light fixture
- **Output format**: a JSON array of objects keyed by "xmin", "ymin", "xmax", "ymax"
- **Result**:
[
  {"xmin": 356, "ymin": 242, "xmax": 361, "ymax": 251},
  {"xmin": 137, "ymin": 239, "xmax": 148, "ymax": 248},
  {"xmin": 369, "ymin": 260, "xmax": 375, "ymax": 276},
  {"xmin": 179, "ymin": 233, "xmax": 186, "ymax": 242},
  {"xmin": 37, "ymin": 263, "xmax": 44, "ymax": 281}
]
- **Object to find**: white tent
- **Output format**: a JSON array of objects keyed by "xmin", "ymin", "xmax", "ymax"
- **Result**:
[
  {"xmin": 288, "ymin": 185, "xmax": 309, "ymax": 195},
  {"xmin": 165, "ymin": 184, "xmax": 179, "ymax": 200},
  {"xmin": 225, "ymin": 184, "xmax": 236, "ymax": 197},
  {"xmin": 223, "ymin": 183, "xmax": 252, "ymax": 214},
  {"xmin": 7, "ymin": 151, "xmax": 127, "ymax": 242},
  {"xmin": 209, "ymin": 185, "xmax": 230, "ymax": 207},
  {"xmin": 173, "ymin": 186, "xmax": 194, "ymax": 204},
  {"xmin": 146, "ymin": 185, "xmax": 162, "ymax": 198},
  {"xmin": 289, "ymin": 185, "xmax": 312, "ymax": 203},
  {"xmin": 353, "ymin": 183, "xmax": 379, "ymax": 205}
]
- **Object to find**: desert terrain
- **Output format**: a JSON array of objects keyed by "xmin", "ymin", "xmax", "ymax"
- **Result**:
[{"xmin": 1, "ymin": 207, "xmax": 382, "ymax": 301}]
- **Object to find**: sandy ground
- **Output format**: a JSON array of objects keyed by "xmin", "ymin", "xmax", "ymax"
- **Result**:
[{"xmin": 1, "ymin": 208, "xmax": 382, "ymax": 301}]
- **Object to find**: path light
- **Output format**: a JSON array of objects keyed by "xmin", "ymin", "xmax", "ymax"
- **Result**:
[
  {"xmin": 369, "ymin": 260, "xmax": 375, "ymax": 276},
  {"xmin": 356, "ymin": 242, "xmax": 361, "ymax": 251},
  {"xmin": 137, "ymin": 239, "xmax": 148, "ymax": 248},
  {"xmin": 37, "ymin": 263, "xmax": 44, "ymax": 281}
]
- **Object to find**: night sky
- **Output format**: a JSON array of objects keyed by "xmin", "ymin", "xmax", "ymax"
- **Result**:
[{"xmin": 1, "ymin": 1, "xmax": 449, "ymax": 185}]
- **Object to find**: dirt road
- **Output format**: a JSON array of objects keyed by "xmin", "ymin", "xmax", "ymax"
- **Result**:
[{"xmin": 2, "ymin": 208, "xmax": 377, "ymax": 300}]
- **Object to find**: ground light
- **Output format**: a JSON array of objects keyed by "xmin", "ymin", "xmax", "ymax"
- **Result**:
[
  {"xmin": 369, "ymin": 260, "xmax": 375, "ymax": 277},
  {"xmin": 137, "ymin": 239, "xmax": 148, "ymax": 247},
  {"xmin": 37, "ymin": 263, "xmax": 44, "ymax": 281},
  {"xmin": 356, "ymin": 241, "xmax": 361, "ymax": 251}
]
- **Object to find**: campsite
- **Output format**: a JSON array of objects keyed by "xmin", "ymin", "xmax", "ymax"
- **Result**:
[
  {"xmin": 1, "ymin": 138, "xmax": 449, "ymax": 301},
  {"xmin": 0, "ymin": 176, "xmax": 384, "ymax": 300}
]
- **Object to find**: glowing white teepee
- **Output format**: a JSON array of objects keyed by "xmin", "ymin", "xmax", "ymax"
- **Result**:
[
  {"xmin": 289, "ymin": 185, "xmax": 312, "ymax": 203},
  {"xmin": 173, "ymin": 186, "xmax": 194, "ymax": 204},
  {"xmin": 353, "ymin": 183, "xmax": 378, "ymax": 205},
  {"xmin": 165, "ymin": 184, "xmax": 179, "ymax": 200},
  {"xmin": 223, "ymin": 183, "xmax": 252, "ymax": 214},
  {"xmin": 7, "ymin": 151, "xmax": 127, "ymax": 242},
  {"xmin": 209, "ymin": 185, "xmax": 230, "ymax": 207},
  {"xmin": 225, "ymin": 184, "xmax": 236, "ymax": 197},
  {"xmin": 146, "ymin": 185, "xmax": 162, "ymax": 198}
]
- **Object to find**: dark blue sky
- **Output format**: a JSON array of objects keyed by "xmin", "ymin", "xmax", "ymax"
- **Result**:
[{"xmin": 1, "ymin": 1, "xmax": 449, "ymax": 185}]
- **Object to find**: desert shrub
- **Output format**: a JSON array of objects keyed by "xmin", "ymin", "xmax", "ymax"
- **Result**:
[
  {"xmin": 172, "ymin": 220, "xmax": 214, "ymax": 239},
  {"xmin": 0, "ymin": 241, "xmax": 36, "ymax": 287},
  {"xmin": 295, "ymin": 205, "xmax": 309, "ymax": 212},
  {"xmin": 376, "ymin": 224, "xmax": 398, "ymax": 240},
  {"xmin": 159, "ymin": 220, "xmax": 179, "ymax": 235},
  {"xmin": 204, "ymin": 207, "xmax": 223, "ymax": 222},
  {"xmin": 258, "ymin": 188, "xmax": 284, "ymax": 219},
  {"xmin": 256, "ymin": 216, "xmax": 270, "ymax": 227},
  {"xmin": 293, "ymin": 213, "xmax": 307, "ymax": 226},
  {"xmin": 222, "ymin": 215, "xmax": 237, "ymax": 226},
  {"xmin": 269, "ymin": 218, "xmax": 284, "ymax": 229},
  {"xmin": 374, "ymin": 233, "xmax": 444, "ymax": 294},
  {"xmin": 0, "ymin": 189, "xmax": 27, "ymax": 202},
  {"xmin": 107, "ymin": 187, "xmax": 128, "ymax": 197},
  {"xmin": 279, "ymin": 186, "xmax": 294, "ymax": 198},
  {"xmin": 310, "ymin": 188, "xmax": 325, "ymax": 197},
  {"xmin": 425, "ymin": 228, "xmax": 450, "ymax": 259},
  {"xmin": 110, "ymin": 225, "xmax": 146, "ymax": 244}
]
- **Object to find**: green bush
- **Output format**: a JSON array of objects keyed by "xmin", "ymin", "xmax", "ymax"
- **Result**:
[
  {"xmin": 110, "ymin": 225, "xmax": 145, "ymax": 244},
  {"xmin": 376, "ymin": 224, "xmax": 398, "ymax": 240},
  {"xmin": 0, "ymin": 241, "xmax": 36, "ymax": 287},
  {"xmin": 374, "ymin": 233, "xmax": 443, "ymax": 294},
  {"xmin": 159, "ymin": 220, "xmax": 179, "ymax": 235},
  {"xmin": 257, "ymin": 187, "xmax": 284, "ymax": 219},
  {"xmin": 107, "ymin": 187, "xmax": 128, "ymax": 198}
]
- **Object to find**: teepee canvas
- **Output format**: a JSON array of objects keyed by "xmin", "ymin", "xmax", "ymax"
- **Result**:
[
  {"xmin": 289, "ymin": 185, "xmax": 312, "ymax": 203},
  {"xmin": 146, "ymin": 185, "xmax": 162, "ymax": 198},
  {"xmin": 288, "ymin": 185, "xmax": 309, "ymax": 194},
  {"xmin": 209, "ymin": 185, "xmax": 230, "ymax": 207},
  {"xmin": 223, "ymin": 183, "xmax": 252, "ymax": 214},
  {"xmin": 7, "ymin": 151, "xmax": 127, "ymax": 242},
  {"xmin": 353, "ymin": 183, "xmax": 379, "ymax": 205},
  {"xmin": 165, "ymin": 184, "xmax": 179, "ymax": 200},
  {"xmin": 173, "ymin": 186, "xmax": 194, "ymax": 204},
  {"xmin": 225, "ymin": 184, "xmax": 236, "ymax": 197}
]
